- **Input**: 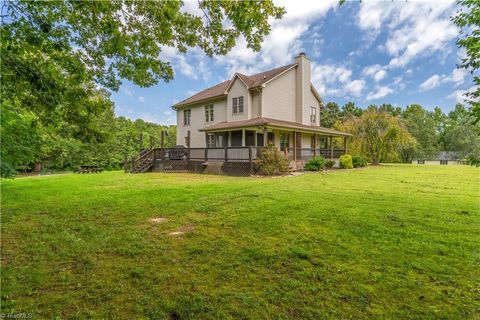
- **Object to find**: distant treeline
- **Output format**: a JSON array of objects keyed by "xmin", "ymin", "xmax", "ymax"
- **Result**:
[{"xmin": 322, "ymin": 102, "xmax": 479, "ymax": 164}]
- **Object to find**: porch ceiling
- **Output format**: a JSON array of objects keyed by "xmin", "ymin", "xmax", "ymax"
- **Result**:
[{"xmin": 199, "ymin": 117, "xmax": 352, "ymax": 137}]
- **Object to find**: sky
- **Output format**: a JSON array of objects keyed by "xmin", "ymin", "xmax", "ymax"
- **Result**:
[{"xmin": 110, "ymin": 0, "xmax": 473, "ymax": 125}]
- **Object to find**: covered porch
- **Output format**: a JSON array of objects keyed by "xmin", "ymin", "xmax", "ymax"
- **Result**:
[{"xmin": 199, "ymin": 117, "xmax": 352, "ymax": 162}]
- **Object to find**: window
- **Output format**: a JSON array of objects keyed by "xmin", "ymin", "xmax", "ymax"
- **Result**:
[
  {"xmin": 417, "ymin": 160, "xmax": 425, "ymax": 164},
  {"xmin": 310, "ymin": 107, "xmax": 317, "ymax": 124},
  {"xmin": 440, "ymin": 160, "xmax": 448, "ymax": 165},
  {"xmin": 280, "ymin": 132, "xmax": 289, "ymax": 151},
  {"xmin": 183, "ymin": 109, "xmax": 191, "ymax": 126},
  {"xmin": 205, "ymin": 104, "xmax": 214, "ymax": 122},
  {"xmin": 232, "ymin": 96, "xmax": 244, "ymax": 114},
  {"xmin": 206, "ymin": 133, "xmax": 215, "ymax": 148}
]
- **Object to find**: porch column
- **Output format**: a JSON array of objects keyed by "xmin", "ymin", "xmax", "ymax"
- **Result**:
[
  {"xmin": 263, "ymin": 127, "xmax": 268, "ymax": 146},
  {"xmin": 330, "ymin": 135, "xmax": 333, "ymax": 160},
  {"xmin": 313, "ymin": 133, "xmax": 316, "ymax": 157},
  {"xmin": 254, "ymin": 131, "xmax": 257, "ymax": 147},
  {"xmin": 228, "ymin": 131, "xmax": 231, "ymax": 147},
  {"xmin": 241, "ymin": 129, "xmax": 246, "ymax": 147},
  {"xmin": 293, "ymin": 131, "xmax": 297, "ymax": 162},
  {"xmin": 344, "ymin": 136, "xmax": 348, "ymax": 154}
]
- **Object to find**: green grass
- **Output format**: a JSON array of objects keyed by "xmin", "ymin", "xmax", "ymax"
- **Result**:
[{"xmin": 1, "ymin": 165, "xmax": 479, "ymax": 319}]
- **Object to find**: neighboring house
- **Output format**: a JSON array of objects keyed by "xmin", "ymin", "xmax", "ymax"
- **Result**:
[
  {"xmin": 172, "ymin": 53, "xmax": 351, "ymax": 162},
  {"xmin": 412, "ymin": 151, "xmax": 466, "ymax": 165}
]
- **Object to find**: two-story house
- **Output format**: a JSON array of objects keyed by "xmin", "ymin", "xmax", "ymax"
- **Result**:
[{"xmin": 172, "ymin": 53, "xmax": 351, "ymax": 164}]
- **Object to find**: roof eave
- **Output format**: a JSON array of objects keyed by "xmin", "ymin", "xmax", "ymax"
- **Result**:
[{"xmin": 172, "ymin": 94, "xmax": 227, "ymax": 110}]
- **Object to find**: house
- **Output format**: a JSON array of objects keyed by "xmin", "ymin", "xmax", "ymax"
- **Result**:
[
  {"xmin": 412, "ymin": 151, "xmax": 466, "ymax": 165},
  {"xmin": 172, "ymin": 53, "xmax": 351, "ymax": 169}
]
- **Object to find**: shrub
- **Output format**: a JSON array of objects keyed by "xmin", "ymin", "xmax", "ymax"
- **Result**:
[
  {"xmin": 352, "ymin": 154, "xmax": 368, "ymax": 168},
  {"xmin": 339, "ymin": 154, "xmax": 353, "ymax": 169},
  {"xmin": 255, "ymin": 145, "xmax": 290, "ymax": 175},
  {"xmin": 325, "ymin": 160, "xmax": 335, "ymax": 169},
  {"xmin": 1, "ymin": 161, "xmax": 16, "ymax": 178},
  {"xmin": 304, "ymin": 156, "xmax": 326, "ymax": 171}
]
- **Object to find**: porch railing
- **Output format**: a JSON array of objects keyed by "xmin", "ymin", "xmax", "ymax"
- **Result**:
[
  {"xmin": 150, "ymin": 146, "xmax": 346, "ymax": 163},
  {"xmin": 286, "ymin": 148, "xmax": 346, "ymax": 161}
]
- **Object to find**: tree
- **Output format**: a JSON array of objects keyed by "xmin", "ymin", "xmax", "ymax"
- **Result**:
[
  {"xmin": 337, "ymin": 108, "xmax": 416, "ymax": 165},
  {"xmin": 442, "ymin": 104, "xmax": 480, "ymax": 158},
  {"xmin": 401, "ymin": 104, "xmax": 440, "ymax": 160},
  {"xmin": 452, "ymin": 0, "xmax": 480, "ymax": 125},
  {"xmin": 340, "ymin": 102, "xmax": 363, "ymax": 119},
  {"xmin": 2, "ymin": 1, "xmax": 285, "ymax": 91},
  {"xmin": 321, "ymin": 102, "xmax": 341, "ymax": 128}
]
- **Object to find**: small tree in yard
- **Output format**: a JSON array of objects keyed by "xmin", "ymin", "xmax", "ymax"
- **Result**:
[{"xmin": 255, "ymin": 145, "xmax": 290, "ymax": 176}]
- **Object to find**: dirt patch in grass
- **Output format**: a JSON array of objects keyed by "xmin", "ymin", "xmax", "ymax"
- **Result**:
[
  {"xmin": 150, "ymin": 217, "xmax": 168, "ymax": 224},
  {"xmin": 169, "ymin": 224, "xmax": 195, "ymax": 236}
]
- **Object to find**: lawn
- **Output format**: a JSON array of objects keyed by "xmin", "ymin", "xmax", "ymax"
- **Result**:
[{"xmin": 1, "ymin": 165, "xmax": 479, "ymax": 319}]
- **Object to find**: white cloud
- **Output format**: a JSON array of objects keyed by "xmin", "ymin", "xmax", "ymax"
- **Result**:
[
  {"xmin": 374, "ymin": 70, "xmax": 387, "ymax": 82},
  {"xmin": 345, "ymin": 80, "xmax": 366, "ymax": 97},
  {"xmin": 366, "ymin": 86, "xmax": 394, "ymax": 101},
  {"xmin": 214, "ymin": 0, "xmax": 337, "ymax": 77},
  {"xmin": 138, "ymin": 96, "xmax": 145, "ymax": 102},
  {"xmin": 311, "ymin": 63, "xmax": 365, "ymax": 98},
  {"xmin": 160, "ymin": 46, "xmax": 211, "ymax": 82},
  {"xmin": 363, "ymin": 64, "xmax": 387, "ymax": 82},
  {"xmin": 419, "ymin": 68, "xmax": 468, "ymax": 92},
  {"xmin": 357, "ymin": 1, "xmax": 457, "ymax": 68},
  {"xmin": 419, "ymin": 74, "xmax": 443, "ymax": 91},
  {"xmin": 123, "ymin": 88, "xmax": 132, "ymax": 96},
  {"xmin": 447, "ymin": 86, "xmax": 476, "ymax": 104}
]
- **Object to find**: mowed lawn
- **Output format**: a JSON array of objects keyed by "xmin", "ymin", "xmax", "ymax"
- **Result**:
[{"xmin": 1, "ymin": 165, "xmax": 479, "ymax": 319}]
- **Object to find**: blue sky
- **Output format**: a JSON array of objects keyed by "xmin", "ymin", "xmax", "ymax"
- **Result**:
[{"xmin": 111, "ymin": 0, "xmax": 473, "ymax": 125}]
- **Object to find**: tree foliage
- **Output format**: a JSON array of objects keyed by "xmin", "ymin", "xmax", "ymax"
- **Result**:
[
  {"xmin": 452, "ymin": 0, "xmax": 480, "ymax": 124},
  {"xmin": 337, "ymin": 107, "xmax": 416, "ymax": 165}
]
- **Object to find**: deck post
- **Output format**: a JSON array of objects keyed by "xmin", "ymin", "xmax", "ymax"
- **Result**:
[
  {"xmin": 330, "ymin": 136, "xmax": 334, "ymax": 160},
  {"xmin": 344, "ymin": 136, "xmax": 348, "ymax": 155},
  {"xmin": 248, "ymin": 146, "xmax": 253, "ymax": 174}
]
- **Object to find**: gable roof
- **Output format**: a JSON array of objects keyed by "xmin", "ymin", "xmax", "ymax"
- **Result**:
[{"xmin": 173, "ymin": 63, "xmax": 297, "ymax": 108}]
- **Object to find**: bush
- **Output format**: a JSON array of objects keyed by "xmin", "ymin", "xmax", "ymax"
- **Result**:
[
  {"xmin": 255, "ymin": 145, "xmax": 290, "ymax": 175},
  {"xmin": 325, "ymin": 160, "xmax": 335, "ymax": 169},
  {"xmin": 352, "ymin": 154, "xmax": 368, "ymax": 168},
  {"xmin": 339, "ymin": 154, "xmax": 353, "ymax": 169},
  {"xmin": 1, "ymin": 161, "xmax": 17, "ymax": 178},
  {"xmin": 304, "ymin": 156, "xmax": 326, "ymax": 171}
]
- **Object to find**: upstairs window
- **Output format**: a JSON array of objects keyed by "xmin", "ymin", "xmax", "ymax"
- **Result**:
[
  {"xmin": 205, "ymin": 104, "xmax": 214, "ymax": 122},
  {"xmin": 183, "ymin": 109, "xmax": 191, "ymax": 126},
  {"xmin": 232, "ymin": 96, "xmax": 244, "ymax": 114},
  {"xmin": 310, "ymin": 107, "xmax": 317, "ymax": 124}
]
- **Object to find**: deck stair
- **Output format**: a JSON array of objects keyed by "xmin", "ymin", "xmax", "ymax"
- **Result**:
[{"xmin": 132, "ymin": 149, "xmax": 155, "ymax": 173}]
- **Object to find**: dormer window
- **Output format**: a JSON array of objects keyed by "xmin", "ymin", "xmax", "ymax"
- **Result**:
[
  {"xmin": 232, "ymin": 96, "xmax": 244, "ymax": 114},
  {"xmin": 310, "ymin": 107, "xmax": 316, "ymax": 124}
]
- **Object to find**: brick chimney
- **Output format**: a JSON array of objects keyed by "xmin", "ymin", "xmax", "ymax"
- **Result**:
[{"xmin": 294, "ymin": 52, "xmax": 311, "ymax": 124}]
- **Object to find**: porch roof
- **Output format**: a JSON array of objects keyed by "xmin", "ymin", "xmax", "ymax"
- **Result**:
[{"xmin": 199, "ymin": 117, "xmax": 352, "ymax": 137}]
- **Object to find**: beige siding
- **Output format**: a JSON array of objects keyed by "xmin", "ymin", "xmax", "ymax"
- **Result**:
[
  {"xmin": 227, "ymin": 78, "xmax": 250, "ymax": 122},
  {"xmin": 176, "ymin": 99, "xmax": 227, "ymax": 147},
  {"xmin": 302, "ymin": 89, "xmax": 321, "ymax": 126},
  {"xmin": 262, "ymin": 68, "xmax": 296, "ymax": 121},
  {"xmin": 251, "ymin": 90, "xmax": 260, "ymax": 118}
]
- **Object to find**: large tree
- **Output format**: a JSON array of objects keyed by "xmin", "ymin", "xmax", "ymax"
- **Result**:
[
  {"xmin": 320, "ymin": 102, "xmax": 341, "ymax": 128},
  {"xmin": 0, "ymin": 0, "xmax": 285, "ymax": 176},
  {"xmin": 337, "ymin": 107, "xmax": 416, "ymax": 165}
]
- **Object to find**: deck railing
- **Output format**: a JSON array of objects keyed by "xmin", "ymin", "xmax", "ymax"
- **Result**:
[{"xmin": 150, "ymin": 146, "xmax": 346, "ymax": 163}]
